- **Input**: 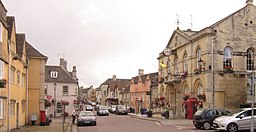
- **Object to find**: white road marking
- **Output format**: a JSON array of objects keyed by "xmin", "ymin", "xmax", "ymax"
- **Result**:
[{"xmin": 155, "ymin": 122, "xmax": 161, "ymax": 126}]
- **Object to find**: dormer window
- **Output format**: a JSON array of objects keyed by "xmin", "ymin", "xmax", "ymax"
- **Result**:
[{"xmin": 50, "ymin": 71, "xmax": 58, "ymax": 78}]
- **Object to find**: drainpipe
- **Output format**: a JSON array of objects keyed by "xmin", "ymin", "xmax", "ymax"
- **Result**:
[
  {"xmin": 211, "ymin": 35, "xmax": 215, "ymax": 108},
  {"xmin": 26, "ymin": 59, "xmax": 29, "ymax": 124},
  {"xmin": 7, "ymin": 40, "xmax": 10, "ymax": 132}
]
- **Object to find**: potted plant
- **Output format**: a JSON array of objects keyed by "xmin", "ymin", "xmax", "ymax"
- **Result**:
[
  {"xmin": 223, "ymin": 66, "xmax": 233, "ymax": 73},
  {"xmin": 0, "ymin": 79, "xmax": 6, "ymax": 88}
]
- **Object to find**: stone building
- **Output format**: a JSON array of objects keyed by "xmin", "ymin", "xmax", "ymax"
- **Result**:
[{"xmin": 158, "ymin": 0, "xmax": 256, "ymax": 118}]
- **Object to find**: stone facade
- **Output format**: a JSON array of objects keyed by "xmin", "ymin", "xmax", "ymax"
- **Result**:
[{"xmin": 158, "ymin": 1, "xmax": 255, "ymax": 118}]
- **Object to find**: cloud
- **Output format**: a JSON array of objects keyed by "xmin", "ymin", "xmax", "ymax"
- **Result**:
[{"xmin": 76, "ymin": 1, "xmax": 106, "ymax": 27}]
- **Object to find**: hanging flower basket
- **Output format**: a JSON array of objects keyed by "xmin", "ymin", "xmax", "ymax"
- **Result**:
[
  {"xmin": 61, "ymin": 100, "xmax": 69, "ymax": 106},
  {"xmin": 0, "ymin": 79, "xmax": 7, "ymax": 88},
  {"xmin": 197, "ymin": 94, "xmax": 206, "ymax": 102},
  {"xmin": 223, "ymin": 66, "xmax": 233, "ymax": 73},
  {"xmin": 45, "ymin": 99, "xmax": 51, "ymax": 107}
]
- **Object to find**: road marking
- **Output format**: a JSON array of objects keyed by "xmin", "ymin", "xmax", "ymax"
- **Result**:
[{"xmin": 155, "ymin": 122, "xmax": 161, "ymax": 126}]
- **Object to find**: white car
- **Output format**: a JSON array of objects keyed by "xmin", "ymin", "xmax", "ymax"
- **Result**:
[{"xmin": 213, "ymin": 108, "xmax": 256, "ymax": 132}]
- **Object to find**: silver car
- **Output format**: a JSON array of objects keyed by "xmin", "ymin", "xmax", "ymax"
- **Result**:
[
  {"xmin": 213, "ymin": 108, "xmax": 256, "ymax": 132},
  {"xmin": 97, "ymin": 106, "xmax": 109, "ymax": 116},
  {"xmin": 77, "ymin": 111, "xmax": 96, "ymax": 126}
]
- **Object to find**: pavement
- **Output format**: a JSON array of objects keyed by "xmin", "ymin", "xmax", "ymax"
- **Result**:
[
  {"xmin": 10, "ymin": 113, "xmax": 192, "ymax": 132},
  {"xmin": 10, "ymin": 117, "xmax": 73, "ymax": 132}
]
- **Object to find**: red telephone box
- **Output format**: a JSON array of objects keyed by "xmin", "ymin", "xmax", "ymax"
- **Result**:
[{"xmin": 185, "ymin": 97, "xmax": 198, "ymax": 119}]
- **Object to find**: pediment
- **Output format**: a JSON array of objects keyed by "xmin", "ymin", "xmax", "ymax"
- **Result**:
[{"xmin": 166, "ymin": 29, "xmax": 192, "ymax": 49}]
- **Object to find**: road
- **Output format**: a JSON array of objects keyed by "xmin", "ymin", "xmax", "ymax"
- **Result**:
[{"xmin": 77, "ymin": 113, "xmax": 219, "ymax": 132}]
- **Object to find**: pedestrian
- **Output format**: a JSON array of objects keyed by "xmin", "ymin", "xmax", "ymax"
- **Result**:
[{"xmin": 72, "ymin": 109, "xmax": 77, "ymax": 124}]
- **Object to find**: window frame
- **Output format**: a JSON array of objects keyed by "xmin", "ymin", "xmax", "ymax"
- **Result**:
[
  {"xmin": 223, "ymin": 46, "xmax": 233, "ymax": 68},
  {"xmin": 50, "ymin": 71, "xmax": 58, "ymax": 78},
  {"xmin": 183, "ymin": 53, "xmax": 188, "ymax": 72},
  {"xmin": 0, "ymin": 98, "xmax": 4, "ymax": 119},
  {"xmin": 62, "ymin": 86, "xmax": 69, "ymax": 95},
  {"xmin": 247, "ymin": 48, "xmax": 254, "ymax": 71},
  {"xmin": 196, "ymin": 48, "xmax": 201, "ymax": 69}
]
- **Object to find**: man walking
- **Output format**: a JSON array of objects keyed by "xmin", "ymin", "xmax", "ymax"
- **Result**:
[{"xmin": 72, "ymin": 109, "xmax": 77, "ymax": 124}]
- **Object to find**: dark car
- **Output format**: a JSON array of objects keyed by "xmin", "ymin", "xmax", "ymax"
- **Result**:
[
  {"xmin": 77, "ymin": 111, "xmax": 96, "ymax": 126},
  {"xmin": 193, "ymin": 108, "xmax": 231, "ymax": 130},
  {"xmin": 115, "ymin": 105, "xmax": 128, "ymax": 115}
]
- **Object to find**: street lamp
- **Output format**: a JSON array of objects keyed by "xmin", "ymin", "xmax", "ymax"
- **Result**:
[{"xmin": 54, "ymin": 83, "xmax": 57, "ymax": 118}]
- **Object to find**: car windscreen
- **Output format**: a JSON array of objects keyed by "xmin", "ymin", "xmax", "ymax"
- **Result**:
[
  {"xmin": 100, "ymin": 106, "xmax": 108, "ymax": 110},
  {"xmin": 194, "ymin": 109, "xmax": 204, "ymax": 116},
  {"xmin": 118, "ymin": 105, "xmax": 125, "ymax": 109},
  {"xmin": 79, "ymin": 112, "xmax": 94, "ymax": 117}
]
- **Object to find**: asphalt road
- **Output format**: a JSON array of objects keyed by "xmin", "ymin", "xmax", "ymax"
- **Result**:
[{"xmin": 77, "ymin": 113, "xmax": 219, "ymax": 132}]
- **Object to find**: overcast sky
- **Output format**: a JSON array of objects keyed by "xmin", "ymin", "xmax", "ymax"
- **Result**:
[{"xmin": 1, "ymin": 0, "xmax": 252, "ymax": 88}]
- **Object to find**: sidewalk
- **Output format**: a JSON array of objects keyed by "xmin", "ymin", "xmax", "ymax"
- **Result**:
[
  {"xmin": 128, "ymin": 113, "xmax": 193, "ymax": 126},
  {"xmin": 11, "ymin": 117, "xmax": 72, "ymax": 132}
]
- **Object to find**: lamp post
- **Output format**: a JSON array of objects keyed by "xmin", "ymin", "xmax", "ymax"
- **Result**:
[{"xmin": 54, "ymin": 83, "xmax": 57, "ymax": 118}]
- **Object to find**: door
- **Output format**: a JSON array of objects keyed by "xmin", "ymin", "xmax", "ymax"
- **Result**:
[
  {"xmin": 237, "ymin": 110, "xmax": 252, "ymax": 129},
  {"xmin": 16, "ymin": 103, "xmax": 19, "ymax": 128}
]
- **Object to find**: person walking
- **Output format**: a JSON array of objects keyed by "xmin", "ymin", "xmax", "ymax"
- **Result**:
[{"xmin": 72, "ymin": 109, "xmax": 77, "ymax": 124}]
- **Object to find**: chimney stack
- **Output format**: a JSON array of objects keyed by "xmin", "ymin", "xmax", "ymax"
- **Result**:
[
  {"xmin": 72, "ymin": 66, "xmax": 77, "ymax": 78},
  {"xmin": 112, "ymin": 75, "xmax": 116, "ymax": 81},
  {"xmin": 246, "ymin": 0, "xmax": 253, "ymax": 5},
  {"xmin": 138, "ymin": 69, "xmax": 144, "ymax": 76},
  {"xmin": 60, "ymin": 58, "xmax": 67, "ymax": 70}
]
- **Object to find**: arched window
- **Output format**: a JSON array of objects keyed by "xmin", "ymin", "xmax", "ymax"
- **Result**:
[
  {"xmin": 183, "ymin": 53, "xmax": 188, "ymax": 72},
  {"xmin": 197, "ymin": 84, "xmax": 203, "ymax": 95},
  {"xmin": 196, "ymin": 48, "xmax": 201, "ymax": 69},
  {"xmin": 184, "ymin": 85, "xmax": 189, "ymax": 95},
  {"xmin": 247, "ymin": 48, "xmax": 254, "ymax": 71},
  {"xmin": 223, "ymin": 46, "xmax": 233, "ymax": 68},
  {"xmin": 174, "ymin": 56, "xmax": 178, "ymax": 74}
]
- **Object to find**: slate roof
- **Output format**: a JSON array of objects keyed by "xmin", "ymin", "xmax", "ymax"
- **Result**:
[
  {"xmin": 132, "ymin": 72, "xmax": 158, "ymax": 84},
  {"xmin": 45, "ymin": 66, "xmax": 77, "ymax": 83},
  {"xmin": 101, "ymin": 78, "xmax": 131, "ymax": 91},
  {"xmin": 16, "ymin": 33, "xmax": 25, "ymax": 58},
  {"xmin": 26, "ymin": 42, "xmax": 47, "ymax": 59},
  {"xmin": 7, "ymin": 16, "xmax": 15, "ymax": 40}
]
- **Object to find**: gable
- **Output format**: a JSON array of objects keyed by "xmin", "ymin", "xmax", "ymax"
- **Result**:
[{"xmin": 166, "ymin": 29, "xmax": 192, "ymax": 49}]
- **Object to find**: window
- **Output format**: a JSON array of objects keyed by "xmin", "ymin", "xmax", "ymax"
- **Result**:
[
  {"xmin": 104, "ymin": 91, "xmax": 107, "ymax": 96},
  {"xmin": 0, "ymin": 61, "xmax": 3, "ymax": 78},
  {"xmin": 22, "ymin": 74, "xmax": 26, "ymax": 87},
  {"xmin": 183, "ymin": 53, "xmax": 188, "ymax": 72},
  {"xmin": 0, "ymin": 99, "xmax": 4, "ymax": 119},
  {"xmin": 63, "ymin": 86, "xmax": 69, "ymax": 95},
  {"xmin": 10, "ymin": 67, "xmax": 15, "ymax": 83},
  {"xmin": 174, "ymin": 57, "xmax": 178, "ymax": 73},
  {"xmin": 50, "ymin": 71, "xmax": 58, "ymax": 78},
  {"xmin": 10, "ymin": 101, "xmax": 15, "ymax": 116},
  {"xmin": 196, "ymin": 48, "xmax": 201, "ymax": 69},
  {"xmin": 184, "ymin": 86, "xmax": 189, "ymax": 95},
  {"xmin": 223, "ymin": 46, "xmax": 233, "ymax": 68},
  {"xmin": 17, "ymin": 70, "xmax": 21, "ymax": 85},
  {"xmin": 57, "ymin": 102, "xmax": 62, "ymax": 113},
  {"xmin": 247, "ymin": 48, "xmax": 254, "ymax": 71},
  {"xmin": 197, "ymin": 84, "xmax": 203, "ymax": 95}
]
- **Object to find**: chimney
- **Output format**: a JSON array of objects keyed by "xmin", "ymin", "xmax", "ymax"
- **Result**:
[
  {"xmin": 72, "ymin": 66, "xmax": 77, "ymax": 78},
  {"xmin": 112, "ymin": 75, "xmax": 116, "ymax": 81},
  {"xmin": 138, "ymin": 69, "xmax": 144, "ymax": 76},
  {"xmin": 246, "ymin": 0, "xmax": 253, "ymax": 5},
  {"xmin": 60, "ymin": 58, "xmax": 67, "ymax": 70}
]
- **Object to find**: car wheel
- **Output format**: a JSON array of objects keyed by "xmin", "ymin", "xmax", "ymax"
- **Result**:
[
  {"xmin": 203, "ymin": 122, "xmax": 211, "ymax": 130},
  {"xmin": 195, "ymin": 125, "xmax": 201, "ymax": 129},
  {"xmin": 227, "ymin": 123, "xmax": 238, "ymax": 132}
]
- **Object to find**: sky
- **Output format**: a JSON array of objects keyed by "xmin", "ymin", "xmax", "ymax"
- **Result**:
[{"xmin": 1, "ymin": 0, "xmax": 252, "ymax": 88}]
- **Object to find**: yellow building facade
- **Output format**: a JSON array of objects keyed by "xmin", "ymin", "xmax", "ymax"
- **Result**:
[{"xmin": 7, "ymin": 17, "xmax": 28, "ymax": 129}]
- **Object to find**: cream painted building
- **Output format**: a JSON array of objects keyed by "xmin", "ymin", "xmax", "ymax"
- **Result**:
[{"xmin": 158, "ymin": 0, "xmax": 256, "ymax": 118}]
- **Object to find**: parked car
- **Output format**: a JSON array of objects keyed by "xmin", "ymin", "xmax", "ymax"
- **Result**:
[
  {"xmin": 77, "ymin": 111, "xmax": 96, "ymax": 126},
  {"xmin": 86, "ymin": 105, "xmax": 93, "ymax": 111},
  {"xmin": 193, "ymin": 108, "xmax": 231, "ymax": 130},
  {"xmin": 97, "ymin": 105, "xmax": 109, "ymax": 116},
  {"xmin": 110, "ymin": 105, "xmax": 117, "ymax": 113},
  {"xmin": 115, "ymin": 105, "xmax": 128, "ymax": 115},
  {"xmin": 213, "ymin": 108, "xmax": 256, "ymax": 132}
]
